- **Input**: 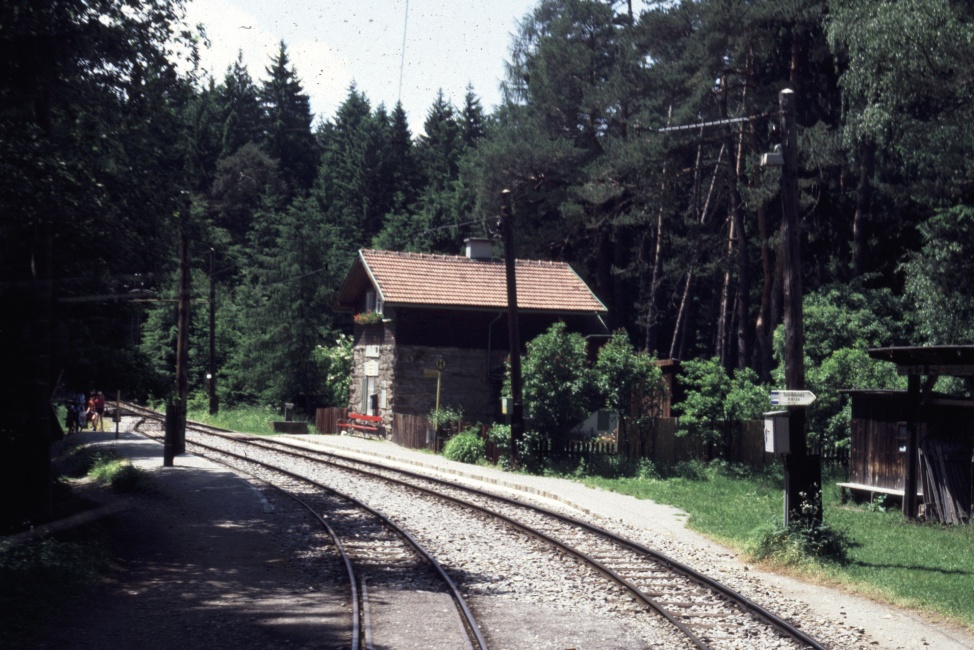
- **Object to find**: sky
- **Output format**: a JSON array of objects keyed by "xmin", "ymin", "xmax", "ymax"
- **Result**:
[{"xmin": 183, "ymin": 0, "xmax": 543, "ymax": 132}]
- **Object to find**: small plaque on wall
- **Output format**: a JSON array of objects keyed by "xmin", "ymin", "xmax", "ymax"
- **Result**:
[
  {"xmin": 365, "ymin": 345, "xmax": 380, "ymax": 358},
  {"xmin": 364, "ymin": 360, "xmax": 380, "ymax": 377}
]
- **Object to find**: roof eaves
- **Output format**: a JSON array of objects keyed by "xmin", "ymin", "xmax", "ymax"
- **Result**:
[
  {"xmin": 358, "ymin": 249, "xmax": 387, "ymax": 306},
  {"xmin": 565, "ymin": 262, "xmax": 608, "ymax": 313}
]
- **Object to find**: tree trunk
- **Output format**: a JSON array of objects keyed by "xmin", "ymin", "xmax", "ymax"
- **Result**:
[
  {"xmin": 852, "ymin": 138, "xmax": 875, "ymax": 278},
  {"xmin": 644, "ymin": 105, "xmax": 672, "ymax": 354}
]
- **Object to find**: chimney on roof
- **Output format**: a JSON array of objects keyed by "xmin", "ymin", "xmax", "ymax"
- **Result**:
[{"xmin": 464, "ymin": 237, "xmax": 494, "ymax": 261}]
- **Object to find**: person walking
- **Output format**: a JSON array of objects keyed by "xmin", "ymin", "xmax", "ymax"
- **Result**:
[
  {"xmin": 86, "ymin": 393, "xmax": 97, "ymax": 431},
  {"xmin": 94, "ymin": 391, "xmax": 106, "ymax": 431}
]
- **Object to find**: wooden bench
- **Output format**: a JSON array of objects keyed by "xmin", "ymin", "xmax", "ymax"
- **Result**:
[
  {"xmin": 837, "ymin": 482, "xmax": 918, "ymax": 503},
  {"xmin": 337, "ymin": 412, "xmax": 383, "ymax": 434}
]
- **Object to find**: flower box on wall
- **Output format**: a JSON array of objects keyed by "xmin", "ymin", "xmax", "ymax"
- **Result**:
[{"xmin": 354, "ymin": 312, "xmax": 384, "ymax": 325}]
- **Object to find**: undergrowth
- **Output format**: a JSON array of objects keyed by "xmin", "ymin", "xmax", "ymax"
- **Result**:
[
  {"xmin": 442, "ymin": 427, "xmax": 485, "ymax": 464},
  {"xmin": 87, "ymin": 452, "xmax": 145, "ymax": 492}
]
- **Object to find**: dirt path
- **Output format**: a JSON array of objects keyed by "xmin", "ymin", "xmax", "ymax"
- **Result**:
[{"xmin": 27, "ymin": 431, "xmax": 350, "ymax": 650}]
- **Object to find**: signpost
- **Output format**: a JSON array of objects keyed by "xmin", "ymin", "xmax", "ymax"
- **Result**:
[
  {"xmin": 425, "ymin": 357, "xmax": 446, "ymax": 423},
  {"xmin": 770, "ymin": 390, "xmax": 816, "ymax": 407}
]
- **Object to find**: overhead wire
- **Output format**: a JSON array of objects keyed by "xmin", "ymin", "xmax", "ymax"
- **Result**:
[{"xmin": 398, "ymin": 0, "xmax": 410, "ymax": 104}]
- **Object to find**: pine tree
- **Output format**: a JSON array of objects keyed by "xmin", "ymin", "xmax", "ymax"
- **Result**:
[
  {"xmin": 417, "ymin": 90, "xmax": 462, "ymax": 191},
  {"xmin": 260, "ymin": 42, "xmax": 319, "ymax": 195},
  {"xmin": 217, "ymin": 52, "xmax": 264, "ymax": 158},
  {"xmin": 460, "ymin": 85, "xmax": 489, "ymax": 148},
  {"xmin": 387, "ymin": 101, "xmax": 422, "ymax": 211}
]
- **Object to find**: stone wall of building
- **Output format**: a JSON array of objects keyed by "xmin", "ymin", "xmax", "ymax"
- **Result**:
[
  {"xmin": 348, "ymin": 322, "xmax": 396, "ymax": 431},
  {"xmin": 393, "ymin": 345, "xmax": 506, "ymax": 425},
  {"xmin": 349, "ymin": 320, "xmax": 508, "ymax": 434}
]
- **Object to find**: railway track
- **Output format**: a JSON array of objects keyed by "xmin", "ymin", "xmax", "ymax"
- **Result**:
[
  {"xmin": 126, "ymin": 406, "xmax": 485, "ymax": 650},
  {"xmin": 123, "ymin": 403, "xmax": 829, "ymax": 649}
]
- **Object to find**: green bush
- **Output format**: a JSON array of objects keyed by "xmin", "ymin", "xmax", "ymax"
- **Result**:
[
  {"xmin": 429, "ymin": 404, "xmax": 464, "ymax": 435},
  {"xmin": 516, "ymin": 322, "xmax": 596, "ymax": 452},
  {"xmin": 442, "ymin": 428, "xmax": 485, "ymax": 464},
  {"xmin": 676, "ymin": 358, "xmax": 767, "ymax": 457},
  {"xmin": 312, "ymin": 334, "xmax": 353, "ymax": 407},
  {"xmin": 88, "ymin": 453, "xmax": 145, "ymax": 492},
  {"xmin": 747, "ymin": 492, "xmax": 851, "ymax": 566}
]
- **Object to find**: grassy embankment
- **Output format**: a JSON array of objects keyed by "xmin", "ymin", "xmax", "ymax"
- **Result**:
[
  {"xmin": 186, "ymin": 403, "xmax": 285, "ymax": 434},
  {"xmin": 0, "ymin": 448, "xmax": 144, "ymax": 647},
  {"xmin": 578, "ymin": 461, "xmax": 974, "ymax": 630}
]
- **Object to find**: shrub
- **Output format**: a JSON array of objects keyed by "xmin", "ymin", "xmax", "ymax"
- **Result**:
[
  {"xmin": 442, "ymin": 428, "xmax": 485, "ymax": 464},
  {"xmin": 747, "ymin": 492, "xmax": 851, "ymax": 565},
  {"xmin": 312, "ymin": 334, "xmax": 353, "ymax": 408},
  {"xmin": 87, "ymin": 453, "xmax": 145, "ymax": 492},
  {"xmin": 429, "ymin": 405, "xmax": 464, "ymax": 435},
  {"xmin": 517, "ymin": 322, "xmax": 596, "ymax": 452},
  {"xmin": 594, "ymin": 331, "xmax": 667, "ymax": 458},
  {"xmin": 676, "ymin": 358, "xmax": 767, "ymax": 457}
]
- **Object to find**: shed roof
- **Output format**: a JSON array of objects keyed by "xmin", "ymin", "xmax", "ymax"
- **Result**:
[
  {"xmin": 868, "ymin": 346, "xmax": 974, "ymax": 377},
  {"xmin": 335, "ymin": 249, "xmax": 607, "ymax": 314}
]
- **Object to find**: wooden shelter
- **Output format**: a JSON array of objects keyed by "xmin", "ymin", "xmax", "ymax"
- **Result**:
[{"xmin": 845, "ymin": 346, "xmax": 974, "ymax": 523}]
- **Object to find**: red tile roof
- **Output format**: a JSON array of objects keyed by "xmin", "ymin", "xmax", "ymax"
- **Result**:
[{"xmin": 345, "ymin": 249, "xmax": 606, "ymax": 313}]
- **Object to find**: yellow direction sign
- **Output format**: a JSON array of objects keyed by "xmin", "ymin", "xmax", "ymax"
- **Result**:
[{"xmin": 423, "ymin": 369, "xmax": 439, "ymax": 378}]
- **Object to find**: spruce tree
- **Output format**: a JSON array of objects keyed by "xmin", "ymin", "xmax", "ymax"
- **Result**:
[
  {"xmin": 260, "ymin": 42, "xmax": 319, "ymax": 195},
  {"xmin": 218, "ymin": 52, "xmax": 264, "ymax": 159}
]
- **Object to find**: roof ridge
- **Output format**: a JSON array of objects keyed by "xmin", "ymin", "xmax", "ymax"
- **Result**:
[{"xmin": 364, "ymin": 247, "xmax": 569, "ymax": 267}]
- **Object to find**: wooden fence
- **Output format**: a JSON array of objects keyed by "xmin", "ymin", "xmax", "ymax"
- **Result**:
[
  {"xmin": 315, "ymin": 407, "xmax": 348, "ymax": 434},
  {"xmin": 315, "ymin": 408, "xmax": 846, "ymax": 468},
  {"xmin": 390, "ymin": 412, "xmax": 435, "ymax": 450}
]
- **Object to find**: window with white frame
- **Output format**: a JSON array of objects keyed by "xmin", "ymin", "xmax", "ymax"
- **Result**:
[{"xmin": 365, "ymin": 290, "xmax": 382, "ymax": 314}]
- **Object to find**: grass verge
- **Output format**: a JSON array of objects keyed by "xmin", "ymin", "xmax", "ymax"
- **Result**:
[
  {"xmin": 87, "ymin": 452, "xmax": 145, "ymax": 492},
  {"xmin": 574, "ymin": 459, "xmax": 974, "ymax": 630},
  {"xmin": 186, "ymin": 403, "xmax": 284, "ymax": 435},
  {"xmin": 0, "ymin": 445, "xmax": 136, "ymax": 646}
]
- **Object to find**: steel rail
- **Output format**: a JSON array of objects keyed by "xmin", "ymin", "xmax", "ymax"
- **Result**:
[
  {"xmin": 242, "ymin": 433, "xmax": 828, "ymax": 650},
  {"xmin": 233, "ymin": 436, "xmax": 714, "ymax": 647},
  {"xmin": 122, "ymin": 403, "xmax": 824, "ymax": 649}
]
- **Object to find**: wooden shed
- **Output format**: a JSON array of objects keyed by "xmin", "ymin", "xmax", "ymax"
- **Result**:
[{"xmin": 842, "ymin": 346, "xmax": 974, "ymax": 523}]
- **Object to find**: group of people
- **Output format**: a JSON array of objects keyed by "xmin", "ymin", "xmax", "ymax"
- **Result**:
[{"xmin": 65, "ymin": 391, "xmax": 107, "ymax": 433}]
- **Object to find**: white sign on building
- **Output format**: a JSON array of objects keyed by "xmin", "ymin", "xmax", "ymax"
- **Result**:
[{"xmin": 364, "ymin": 360, "xmax": 380, "ymax": 377}]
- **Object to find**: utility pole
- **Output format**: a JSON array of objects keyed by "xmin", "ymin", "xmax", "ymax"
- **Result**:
[
  {"xmin": 208, "ymin": 248, "xmax": 218, "ymax": 415},
  {"xmin": 165, "ymin": 196, "xmax": 191, "ymax": 465},
  {"xmin": 778, "ymin": 89, "xmax": 820, "ymax": 524},
  {"xmin": 499, "ymin": 189, "xmax": 525, "ymax": 469}
]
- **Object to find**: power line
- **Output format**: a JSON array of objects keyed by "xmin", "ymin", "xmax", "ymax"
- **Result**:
[
  {"xmin": 657, "ymin": 112, "xmax": 770, "ymax": 133},
  {"xmin": 418, "ymin": 218, "xmax": 483, "ymax": 237},
  {"xmin": 398, "ymin": 0, "xmax": 410, "ymax": 104}
]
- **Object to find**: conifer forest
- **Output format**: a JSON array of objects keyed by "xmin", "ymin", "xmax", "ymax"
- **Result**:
[{"xmin": 3, "ymin": 1, "xmax": 974, "ymax": 522}]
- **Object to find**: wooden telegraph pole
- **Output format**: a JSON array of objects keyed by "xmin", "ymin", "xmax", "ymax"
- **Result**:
[
  {"xmin": 779, "ymin": 89, "xmax": 821, "ymax": 524},
  {"xmin": 499, "ymin": 189, "xmax": 525, "ymax": 468},
  {"xmin": 208, "ymin": 248, "xmax": 218, "ymax": 415},
  {"xmin": 165, "ymin": 196, "xmax": 191, "ymax": 465}
]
